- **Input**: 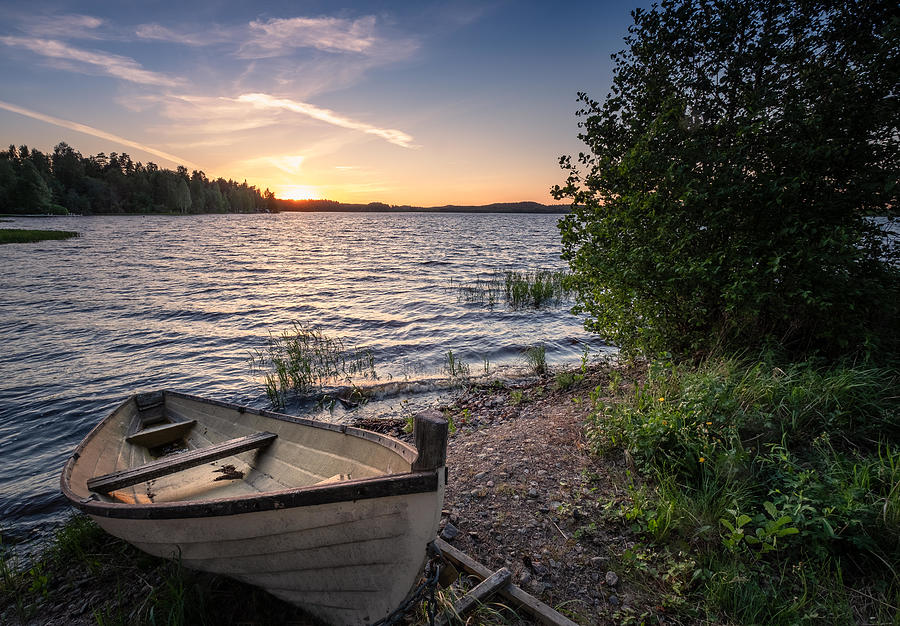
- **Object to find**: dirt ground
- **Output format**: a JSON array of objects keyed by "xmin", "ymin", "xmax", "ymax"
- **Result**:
[{"xmin": 416, "ymin": 363, "xmax": 653, "ymax": 625}]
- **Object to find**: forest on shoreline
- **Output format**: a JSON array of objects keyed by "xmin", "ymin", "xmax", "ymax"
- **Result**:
[{"xmin": 0, "ymin": 143, "xmax": 272, "ymax": 215}]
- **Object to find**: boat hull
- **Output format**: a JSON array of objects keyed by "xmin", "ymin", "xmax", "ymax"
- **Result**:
[
  {"xmin": 61, "ymin": 391, "xmax": 447, "ymax": 625},
  {"xmin": 90, "ymin": 478, "xmax": 444, "ymax": 625}
]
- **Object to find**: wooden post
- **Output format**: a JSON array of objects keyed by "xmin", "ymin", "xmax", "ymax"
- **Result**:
[{"xmin": 411, "ymin": 410, "xmax": 448, "ymax": 471}]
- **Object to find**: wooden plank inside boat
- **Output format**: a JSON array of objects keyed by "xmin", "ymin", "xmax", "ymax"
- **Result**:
[
  {"xmin": 125, "ymin": 419, "xmax": 196, "ymax": 448},
  {"xmin": 87, "ymin": 431, "xmax": 277, "ymax": 494}
]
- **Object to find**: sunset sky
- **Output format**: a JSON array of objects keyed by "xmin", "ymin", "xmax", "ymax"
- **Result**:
[{"xmin": 0, "ymin": 1, "xmax": 644, "ymax": 206}]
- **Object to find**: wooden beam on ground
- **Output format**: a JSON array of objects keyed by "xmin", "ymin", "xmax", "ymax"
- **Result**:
[
  {"xmin": 87, "ymin": 432, "xmax": 277, "ymax": 494},
  {"xmin": 437, "ymin": 567, "xmax": 511, "ymax": 626},
  {"xmin": 434, "ymin": 538, "xmax": 579, "ymax": 626}
]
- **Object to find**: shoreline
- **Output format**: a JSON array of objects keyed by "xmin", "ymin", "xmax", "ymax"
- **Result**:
[{"xmin": 0, "ymin": 362, "xmax": 622, "ymax": 625}]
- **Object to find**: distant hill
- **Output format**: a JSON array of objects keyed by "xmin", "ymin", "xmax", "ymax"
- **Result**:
[{"xmin": 276, "ymin": 199, "xmax": 569, "ymax": 214}]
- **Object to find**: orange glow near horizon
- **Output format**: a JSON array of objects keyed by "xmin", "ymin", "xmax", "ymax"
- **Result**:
[{"xmin": 276, "ymin": 184, "xmax": 322, "ymax": 201}]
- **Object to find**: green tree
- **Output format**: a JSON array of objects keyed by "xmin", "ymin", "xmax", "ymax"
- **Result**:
[
  {"xmin": 174, "ymin": 177, "xmax": 192, "ymax": 213},
  {"xmin": 13, "ymin": 160, "xmax": 53, "ymax": 212},
  {"xmin": 554, "ymin": 0, "xmax": 899, "ymax": 359}
]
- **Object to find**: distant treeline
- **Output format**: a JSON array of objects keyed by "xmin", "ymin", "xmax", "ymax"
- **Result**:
[
  {"xmin": 277, "ymin": 199, "xmax": 568, "ymax": 214},
  {"xmin": 0, "ymin": 142, "xmax": 273, "ymax": 215}
]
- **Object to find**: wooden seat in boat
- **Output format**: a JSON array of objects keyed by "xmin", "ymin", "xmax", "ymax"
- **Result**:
[{"xmin": 87, "ymin": 431, "xmax": 277, "ymax": 494}]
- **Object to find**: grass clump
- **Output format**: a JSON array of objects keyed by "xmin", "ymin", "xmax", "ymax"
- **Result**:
[
  {"xmin": 250, "ymin": 321, "xmax": 376, "ymax": 408},
  {"xmin": 451, "ymin": 269, "xmax": 572, "ymax": 310},
  {"xmin": 443, "ymin": 349, "xmax": 470, "ymax": 385},
  {"xmin": 523, "ymin": 344, "xmax": 547, "ymax": 375},
  {"xmin": 587, "ymin": 357, "xmax": 900, "ymax": 623},
  {"xmin": 0, "ymin": 229, "xmax": 78, "ymax": 244}
]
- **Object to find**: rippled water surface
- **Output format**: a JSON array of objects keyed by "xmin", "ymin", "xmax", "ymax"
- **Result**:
[{"xmin": 0, "ymin": 212, "xmax": 604, "ymax": 551}]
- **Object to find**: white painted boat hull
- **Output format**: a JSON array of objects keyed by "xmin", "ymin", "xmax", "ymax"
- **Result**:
[{"xmin": 61, "ymin": 391, "xmax": 447, "ymax": 625}]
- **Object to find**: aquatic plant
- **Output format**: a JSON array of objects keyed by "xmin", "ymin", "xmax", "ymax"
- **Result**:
[
  {"xmin": 250, "ymin": 321, "xmax": 376, "ymax": 408},
  {"xmin": 443, "ymin": 350, "xmax": 470, "ymax": 383},
  {"xmin": 450, "ymin": 269, "xmax": 572, "ymax": 310},
  {"xmin": 0, "ymin": 229, "xmax": 78, "ymax": 244},
  {"xmin": 523, "ymin": 344, "xmax": 547, "ymax": 375}
]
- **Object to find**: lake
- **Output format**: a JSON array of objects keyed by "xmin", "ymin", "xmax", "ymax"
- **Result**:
[{"xmin": 0, "ymin": 212, "xmax": 606, "ymax": 553}]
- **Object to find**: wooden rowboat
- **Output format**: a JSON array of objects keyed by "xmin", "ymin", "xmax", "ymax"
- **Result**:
[{"xmin": 60, "ymin": 390, "xmax": 448, "ymax": 625}]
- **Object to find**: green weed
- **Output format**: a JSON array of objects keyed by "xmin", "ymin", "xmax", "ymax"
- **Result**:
[
  {"xmin": 443, "ymin": 350, "xmax": 470, "ymax": 383},
  {"xmin": 523, "ymin": 344, "xmax": 547, "ymax": 375},
  {"xmin": 250, "ymin": 322, "xmax": 376, "ymax": 408},
  {"xmin": 587, "ymin": 357, "xmax": 900, "ymax": 622},
  {"xmin": 451, "ymin": 269, "xmax": 572, "ymax": 310}
]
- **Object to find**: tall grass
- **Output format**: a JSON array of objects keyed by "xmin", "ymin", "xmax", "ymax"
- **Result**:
[
  {"xmin": 451, "ymin": 269, "xmax": 572, "ymax": 310},
  {"xmin": 250, "ymin": 322, "xmax": 376, "ymax": 407},
  {"xmin": 588, "ymin": 357, "xmax": 900, "ymax": 623},
  {"xmin": 523, "ymin": 344, "xmax": 547, "ymax": 375}
]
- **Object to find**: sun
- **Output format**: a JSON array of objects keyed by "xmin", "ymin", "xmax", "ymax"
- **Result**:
[{"xmin": 277, "ymin": 185, "xmax": 321, "ymax": 200}]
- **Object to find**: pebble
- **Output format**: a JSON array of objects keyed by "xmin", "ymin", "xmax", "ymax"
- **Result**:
[
  {"xmin": 440, "ymin": 523, "xmax": 459, "ymax": 542},
  {"xmin": 605, "ymin": 571, "xmax": 619, "ymax": 587},
  {"xmin": 527, "ymin": 488, "xmax": 538, "ymax": 498},
  {"xmin": 520, "ymin": 571, "xmax": 533, "ymax": 586},
  {"xmin": 608, "ymin": 595, "xmax": 619, "ymax": 606},
  {"xmin": 474, "ymin": 471, "xmax": 488, "ymax": 481},
  {"xmin": 590, "ymin": 556, "xmax": 606, "ymax": 566}
]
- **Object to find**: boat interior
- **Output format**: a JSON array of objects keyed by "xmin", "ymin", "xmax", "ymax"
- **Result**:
[{"xmin": 70, "ymin": 391, "xmax": 416, "ymax": 506}]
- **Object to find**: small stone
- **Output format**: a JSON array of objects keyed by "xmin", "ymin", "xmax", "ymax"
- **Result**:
[
  {"xmin": 527, "ymin": 488, "xmax": 539, "ymax": 498},
  {"xmin": 486, "ymin": 480, "xmax": 495, "ymax": 488},
  {"xmin": 590, "ymin": 556, "xmax": 606, "ymax": 566},
  {"xmin": 605, "ymin": 571, "xmax": 619, "ymax": 587},
  {"xmin": 474, "ymin": 471, "xmax": 488, "ymax": 481},
  {"xmin": 520, "ymin": 571, "xmax": 533, "ymax": 586},
  {"xmin": 608, "ymin": 595, "xmax": 619, "ymax": 606},
  {"xmin": 440, "ymin": 522, "xmax": 459, "ymax": 542},
  {"xmin": 531, "ymin": 561, "xmax": 549, "ymax": 576}
]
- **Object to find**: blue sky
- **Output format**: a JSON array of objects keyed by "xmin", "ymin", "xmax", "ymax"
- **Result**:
[{"xmin": 0, "ymin": 1, "xmax": 645, "ymax": 205}]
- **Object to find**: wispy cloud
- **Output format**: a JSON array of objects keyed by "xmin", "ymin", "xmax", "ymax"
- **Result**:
[
  {"xmin": 0, "ymin": 99, "xmax": 197, "ymax": 168},
  {"xmin": 0, "ymin": 36, "xmax": 180, "ymax": 87},
  {"xmin": 238, "ymin": 154, "xmax": 306, "ymax": 175},
  {"xmin": 237, "ymin": 93, "xmax": 416, "ymax": 148},
  {"xmin": 19, "ymin": 14, "xmax": 106, "ymax": 39},
  {"xmin": 134, "ymin": 23, "xmax": 230, "ymax": 46},
  {"xmin": 241, "ymin": 16, "xmax": 377, "ymax": 57}
]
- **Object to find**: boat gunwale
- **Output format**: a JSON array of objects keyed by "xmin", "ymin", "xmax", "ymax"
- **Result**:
[{"xmin": 61, "ymin": 390, "xmax": 439, "ymax": 521}]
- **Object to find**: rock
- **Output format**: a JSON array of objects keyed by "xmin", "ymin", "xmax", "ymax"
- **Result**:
[
  {"xmin": 474, "ymin": 471, "xmax": 488, "ymax": 481},
  {"xmin": 520, "ymin": 571, "xmax": 533, "ymax": 585},
  {"xmin": 440, "ymin": 522, "xmax": 459, "ymax": 542},
  {"xmin": 531, "ymin": 561, "xmax": 549, "ymax": 577},
  {"xmin": 608, "ymin": 595, "xmax": 619, "ymax": 606},
  {"xmin": 605, "ymin": 571, "xmax": 619, "ymax": 587},
  {"xmin": 590, "ymin": 556, "xmax": 606, "ymax": 566},
  {"xmin": 527, "ymin": 488, "xmax": 539, "ymax": 498},
  {"xmin": 486, "ymin": 480, "xmax": 495, "ymax": 488}
]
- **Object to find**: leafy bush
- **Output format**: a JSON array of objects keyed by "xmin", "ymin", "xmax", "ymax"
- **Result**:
[
  {"xmin": 554, "ymin": 0, "xmax": 899, "ymax": 359},
  {"xmin": 588, "ymin": 357, "xmax": 899, "ymax": 620}
]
